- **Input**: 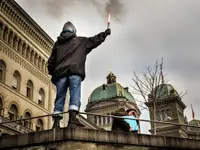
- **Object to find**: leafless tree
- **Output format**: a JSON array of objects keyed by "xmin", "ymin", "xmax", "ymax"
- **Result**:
[{"xmin": 132, "ymin": 58, "xmax": 187, "ymax": 135}]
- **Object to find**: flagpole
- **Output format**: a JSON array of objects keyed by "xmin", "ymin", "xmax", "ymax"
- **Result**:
[
  {"xmin": 160, "ymin": 57, "xmax": 164, "ymax": 84},
  {"xmin": 191, "ymin": 104, "xmax": 195, "ymax": 119}
]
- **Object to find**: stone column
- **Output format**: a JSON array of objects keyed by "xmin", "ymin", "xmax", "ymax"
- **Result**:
[
  {"xmin": 26, "ymin": 47, "xmax": 30, "ymax": 60},
  {"xmin": 42, "ymin": 60, "xmax": 45, "ymax": 72},
  {"xmin": 14, "ymin": 37, "xmax": 19, "ymax": 50},
  {"xmin": 23, "ymin": 45, "xmax": 27, "ymax": 57},
  {"xmin": 9, "ymin": 33, "xmax": 14, "ymax": 47},
  {"xmin": 30, "ymin": 50, "xmax": 34, "ymax": 63}
]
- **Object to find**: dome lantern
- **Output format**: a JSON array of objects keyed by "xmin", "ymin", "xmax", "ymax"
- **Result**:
[{"xmin": 106, "ymin": 72, "xmax": 116, "ymax": 84}]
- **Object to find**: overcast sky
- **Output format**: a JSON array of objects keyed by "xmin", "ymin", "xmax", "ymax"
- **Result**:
[{"xmin": 15, "ymin": 0, "xmax": 200, "ymax": 134}]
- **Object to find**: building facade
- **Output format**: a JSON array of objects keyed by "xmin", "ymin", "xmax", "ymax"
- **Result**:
[
  {"xmin": 0, "ymin": 0, "xmax": 68, "ymax": 136},
  {"xmin": 146, "ymin": 83, "xmax": 200, "ymax": 139}
]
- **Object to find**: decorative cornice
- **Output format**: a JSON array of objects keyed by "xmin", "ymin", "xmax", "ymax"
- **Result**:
[
  {"xmin": 85, "ymin": 99, "xmax": 132, "ymax": 112},
  {"xmin": 146, "ymin": 96, "xmax": 186, "ymax": 109},
  {"xmin": 0, "ymin": 40, "xmax": 50, "ymax": 85},
  {"xmin": 0, "ymin": 0, "xmax": 54, "ymax": 55}
]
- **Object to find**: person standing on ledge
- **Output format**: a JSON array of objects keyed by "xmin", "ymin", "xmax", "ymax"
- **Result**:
[{"xmin": 48, "ymin": 21, "xmax": 111, "ymax": 128}]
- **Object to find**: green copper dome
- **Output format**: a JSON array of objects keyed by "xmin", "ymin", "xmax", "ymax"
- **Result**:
[
  {"xmin": 151, "ymin": 84, "xmax": 179, "ymax": 100},
  {"xmin": 88, "ymin": 72, "xmax": 136, "ymax": 103},
  {"xmin": 189, "ymin": 119, "xmax": 200, "ymax": 127}
]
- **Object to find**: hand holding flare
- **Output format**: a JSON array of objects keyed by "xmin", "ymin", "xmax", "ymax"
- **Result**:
[{"xmin": 105, "ymin": 13, "xmax": 111, "ymax": 35}]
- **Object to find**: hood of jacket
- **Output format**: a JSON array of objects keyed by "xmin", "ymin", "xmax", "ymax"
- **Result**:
[{"xmin": 57, "ymin": 31, "xmax": 76, "ymax": 43}]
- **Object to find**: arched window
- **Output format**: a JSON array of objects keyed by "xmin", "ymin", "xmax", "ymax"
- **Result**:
[
  {"xmin": 12, "ymin": 70, "xmax": 21, "ymax": 92},
  {"xmin": 24, "ymin": 112, "xmax": 32, "ymax": 129},
  {"xmin": 38, "ymin": 88, "xmax": 45, "ymax": 107},
  {"xmin": 26, "ymin": 80, "xmax": 33, "ymax": 100},
  {"xmin": 0, "ymin": 22, "xmax": 3, "ymax": 39},
  {"xmin": 0, "ymin": 97, "xmax": 3, "ymax": 116},
  {"xmin": 3, "ymin": 26, "xmax": 8, "ymax": 42},
  {"xmin": 0, "ymin": 60, "xmax": 6, "ymax": 83},
  {"xmin": 8, "ymin": 104, "xmax": 18, "ymax": 121},
  {"xmin": 36, "ymin": 119, "xmax": 43, "ymax": 131}
]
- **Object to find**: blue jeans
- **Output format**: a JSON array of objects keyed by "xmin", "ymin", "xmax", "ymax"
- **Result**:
[{"xmin": 53, "ymin": 75, "xmax": 82, "ymax": 117}]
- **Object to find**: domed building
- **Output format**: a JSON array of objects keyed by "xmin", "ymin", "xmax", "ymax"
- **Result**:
[
  {"xmin": 188, "ymin": 119, "xmax": 200, "ymax": 139},
  {"xmin": 85, "ymin": 72, "xmax": 140, "ymax": 131},
  {"xmin": 146, "ymin": 83, "xmax": 200, "ymax": 139}
]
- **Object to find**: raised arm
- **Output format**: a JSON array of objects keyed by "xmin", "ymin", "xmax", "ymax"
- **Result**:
[{"xmin": 85, "ymin": 29, "xmax": 111, "ymax": 54}]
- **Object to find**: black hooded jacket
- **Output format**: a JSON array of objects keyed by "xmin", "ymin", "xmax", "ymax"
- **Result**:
[{"xmin": 48, "ymin": 31, "xmax": 109, "ymax": 84}]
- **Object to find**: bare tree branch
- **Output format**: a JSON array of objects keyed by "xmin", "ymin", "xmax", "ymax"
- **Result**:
[
  {"xmin": 132, "ymin": 58, "xmax": 189, "ymax": 135},
  {"xmin": 179, "ymin": 90, "xmax": 188, "ymax": 98}
]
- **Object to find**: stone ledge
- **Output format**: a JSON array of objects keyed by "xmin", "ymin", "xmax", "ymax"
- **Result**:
[{"xmin": 0, "ymin": 127, "xmax": 200, "ymax": 149}]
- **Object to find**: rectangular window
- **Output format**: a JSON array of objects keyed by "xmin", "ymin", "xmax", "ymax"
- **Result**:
[
  {"xmin": 36, "ymin": 126, "xmax": 40, "ymax": 131},
  {"xmin": 38, "ymin": 94, "xmax": 42, "ymax": 105},
  {"xmin": 8, "ymin": 112, "xmax": 15, "ymax": 120},
  {"xmin": 24, "ymin": 121, "xmax": 28, "ymax": 128},
  {"xmin": 12, "ymin": 76, "xmax": 17, "ymax": 89},
  {"xmin": 26, "ymin": 87, "xmax": 31, "ymax": 98},
  {"xmin": 24, "ymin": 121, "xmax": 32, "ymax": 128},
  {"xmin": 94, "ymin": 116, "xmax": 97, "ymax": 124},
  {"xmin": 38, "ymin": 100, "xmax": 42, "ymax": 106}
]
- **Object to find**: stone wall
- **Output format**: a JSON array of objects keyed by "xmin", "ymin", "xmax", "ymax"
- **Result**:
[
  {"xmin": 11, "ymin": 141, "xmax": 149, "ymax": 150},
  {"xmin": 0, "ymin": 127, "xmax": 200, "ymax": 150}
]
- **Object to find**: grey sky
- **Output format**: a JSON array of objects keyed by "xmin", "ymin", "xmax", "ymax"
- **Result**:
[{"xmin": 15, "ymin": 0, "xmax": 200, "ymax": 134}]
